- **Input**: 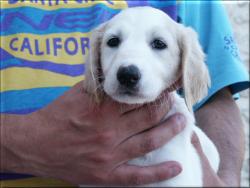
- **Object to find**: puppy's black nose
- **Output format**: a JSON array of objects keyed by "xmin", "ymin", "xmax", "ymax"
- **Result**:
[{"xmin": 117, "ymin": 65, "xmax": 141, "ymax": 88}]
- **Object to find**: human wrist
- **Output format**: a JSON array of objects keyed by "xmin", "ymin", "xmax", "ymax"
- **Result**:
[{"xmin": 1, "ymin": 113, "xmax": 42, "ymax": 175}]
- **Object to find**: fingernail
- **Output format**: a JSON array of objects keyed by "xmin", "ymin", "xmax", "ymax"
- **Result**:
[
  {"xmin": 175, "ymin": 114, "xmax": 186, "ymax": 128},
  {"xmin": 177, "ymin": 113, "xmax": 185, "ymax": 122},
  {"xmin": 169, "ymin": 166, "xmax": 182, "ymax": 177}
]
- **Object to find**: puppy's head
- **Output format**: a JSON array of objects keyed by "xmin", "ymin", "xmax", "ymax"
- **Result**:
[{"xmin": 85, "ymin": 7, "xmax": 210, "ymax": 109}]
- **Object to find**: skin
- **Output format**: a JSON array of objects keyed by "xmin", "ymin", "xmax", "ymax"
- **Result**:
[
  {"xmin": 0, "ymin": 83, "xmax": 244, "ymax": 186},
  {"xmin": 1, "ymin": 81, "xmax": 185, "ymax": 186},
  {"xmin": 195, "ymin": 87, "xmax": 245, "ymax": 187}
]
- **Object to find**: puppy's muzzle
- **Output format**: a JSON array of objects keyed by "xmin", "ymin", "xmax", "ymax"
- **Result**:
[{"xmin": 117, "ymin": 65, "xmax": 141, "ymax": 91}]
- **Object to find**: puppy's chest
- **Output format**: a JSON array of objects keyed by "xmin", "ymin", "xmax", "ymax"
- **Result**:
[{"xmin": 129, "ymin": 92, "xmax": 195, "ymax": 166}]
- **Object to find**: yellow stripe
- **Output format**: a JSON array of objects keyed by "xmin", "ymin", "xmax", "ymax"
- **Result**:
[
  {"xmin": 0, "ymin": 177, "xmax": 75, "ymax": 187},
  {"xmin": 1, "ymin": 0, "xmax": 128, "ymax": 10},
  {"xmin": 1, "ymin": 67, "xmax": 84, "ymax": 92},
  {"xmin": 1, "ymin": 33, "xmax": 90, "ymax": 65}
]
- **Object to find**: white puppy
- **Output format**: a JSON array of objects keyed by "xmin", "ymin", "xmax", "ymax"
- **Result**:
[{"xmin": 84, "ymin": 7, "xmax": 220, "ymax": 187}]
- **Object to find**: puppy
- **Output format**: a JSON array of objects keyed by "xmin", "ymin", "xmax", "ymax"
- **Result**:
[{"xmin": 84, "ymin": 7, "xmax": 220, "ymax": 187}]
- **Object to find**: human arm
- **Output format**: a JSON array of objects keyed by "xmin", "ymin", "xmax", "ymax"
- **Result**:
[
  {"xmin": 194, "ymin": 87, "xmax": 245, "ymax": 186},
  {"xmin": 0, "ymin": 81, "xmax": 185, "ymax": 186},
  {"xmin": 178, "ymin": 2, "xmax": 247, "ymax": 186}
]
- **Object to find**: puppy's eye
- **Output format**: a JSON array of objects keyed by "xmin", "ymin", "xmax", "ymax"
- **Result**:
[
  {"xmin": 151, "ymin": 39, "xmax": 167, "ymax": 50},
  {"xmin": 107, "ymin": 36, "xmax": 120, "ymax": 47}
]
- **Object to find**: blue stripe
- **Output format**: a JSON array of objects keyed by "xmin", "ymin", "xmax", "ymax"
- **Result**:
[
  {"xmin": 148, "ymin": 1, "xmax": 176, "ymax": 7},
  {"xmin": 1, "ymin": 87, "xmax": 70, "ymax": 113},
  {"xmin": 126, "ymin": 0, "xmax": 149, "ymax": 7},
  {"xmin": 2, "ymin": 59, "xmax": 85, "ymax": 77},
  {"xmin": 1, "ymin": 48, "xmax": 85, "ymax": 77},
  {"xmin": 0, "ymin": 173, "xmax": 33, "ymax": 181},
  {"xmin": 126, "ymin": 1, "xmax": 177, "ymax": 20},
  {"xmin": 1, "ymin": 5, "xmax": 121, "ymax": 35},
  {"xmin": 3, "ymin": 108, "xmax": 41, "ymax": 114}
]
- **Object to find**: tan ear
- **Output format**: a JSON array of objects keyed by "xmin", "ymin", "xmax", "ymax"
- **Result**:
[
  {"xmin": 84, "ymin": 23, "xmax": 107, "ymax": 103},
  {"xmin": 178, "ymin": 26, "xmax": 211, "ymax": 111}
]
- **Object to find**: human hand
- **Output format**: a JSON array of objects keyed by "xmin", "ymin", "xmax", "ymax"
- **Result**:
[
  {"xmin": 191, "ymin": 133, "xmax": 234, "ymax": 187},
  {"xmin": 2, "ymin": 81, "xmax": 186, "ymax": 186}
]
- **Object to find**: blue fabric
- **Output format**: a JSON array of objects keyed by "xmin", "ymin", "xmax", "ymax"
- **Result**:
[{"xmin": 178, "ymin": 1, "xmax": 249, "ymax": 111}]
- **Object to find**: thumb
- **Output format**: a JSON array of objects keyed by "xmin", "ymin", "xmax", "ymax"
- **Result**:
[
  {"xmin": 191, "ymin": 132, "xmax": 212, "ymax": 168},
  {"xmin": 191, "ymin": 132, "xmax": 204, "ymax": 156},
  {"xmin": 191, "ymin": 132, "xmax": 224, "ymax": 187}
]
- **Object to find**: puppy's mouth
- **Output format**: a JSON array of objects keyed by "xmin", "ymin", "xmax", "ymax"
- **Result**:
[
  {"xmin": 118, "ymin": 86, "xmax": 139, "ymax": 96},
  {"xmin": 110, "ymin": 87, "xmax": 150, "ymax": 104},
  {"xmin": 120, "ymin": 90, "xmax": 136, "ymax": 96}
]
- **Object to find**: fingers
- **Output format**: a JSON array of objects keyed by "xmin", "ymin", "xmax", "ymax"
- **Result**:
[
  {"xmin": 115, "ymin": 114, "xmax": 186, "ymax": 162},
  {"xmin": 111, "ymin": 161, "xmax": 182, "ymax": 186},
  {"xmin": 191, "ymin": 132, "xmax": 213, "ymax": 170},
  {"xmin": 119, "ymin": 92, "xmax": 174, "ymax": 139},
  {"xmin": 118, "ymin": 103, "xmax": 143, "ymax": 115},
  {"xmin": 191, "ymin": 132, "xmax": 222, "ymax": 187},
  {"xmin": 191, "ymin": 132, "xmax": 210, "ymax": 165},
  {"xmin": 191, "ymin": 132, "xmax": 203, "ymax": 155}
]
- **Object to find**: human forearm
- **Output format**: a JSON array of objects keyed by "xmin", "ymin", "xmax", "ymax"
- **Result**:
[
  {"xmin": 195, "ymin": 88, "xmax": 244, "ymax": 186},
  {"xmin": 0, "ymin": 114, "xmax": 37, "ymax": 174}
]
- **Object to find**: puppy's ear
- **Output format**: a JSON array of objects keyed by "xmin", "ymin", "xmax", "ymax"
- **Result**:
[
  {"xmin": 178, "ymin": 26, "xmax": 211, "ymax": 111},
  {"xmin": 84, "ymin": 23, "xmax": 107, "ymax": 103}
]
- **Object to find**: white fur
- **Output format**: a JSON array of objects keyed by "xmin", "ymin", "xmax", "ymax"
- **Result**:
[
  {"xmin": 101, "ymin": 8, "xmax": 181, "ymax": 104},
  {"xmin": 128, "ymin": 93, "xmax": 219, "ymax": 187},
  {"xmin": 84, "ymin": 7, "xmax": 220, "ymax": 186}
]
